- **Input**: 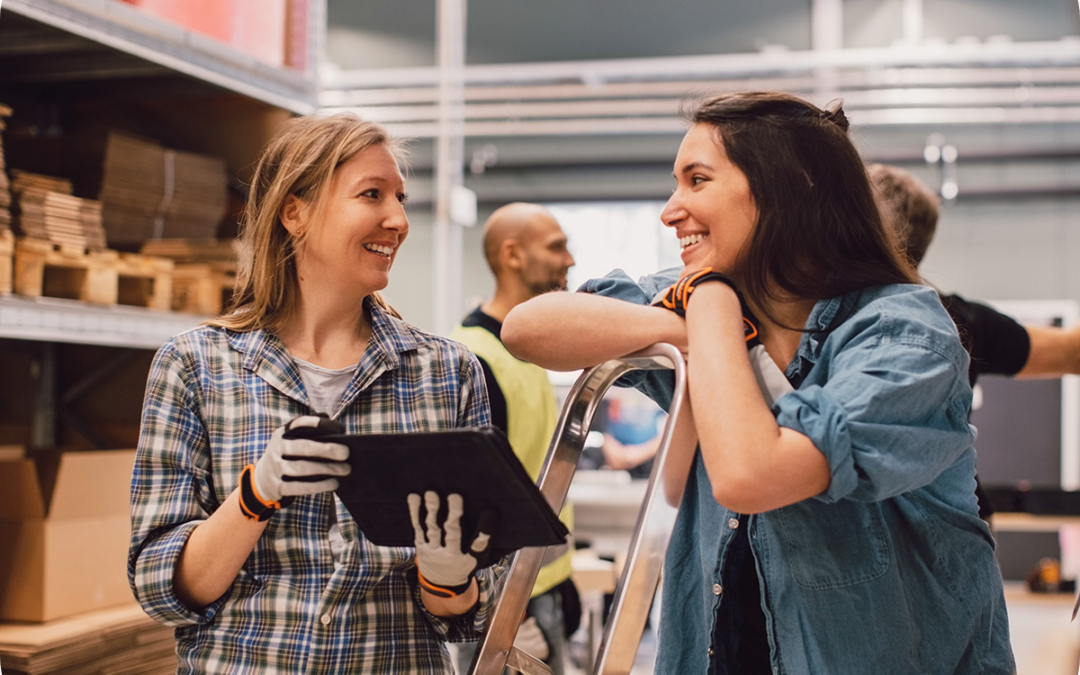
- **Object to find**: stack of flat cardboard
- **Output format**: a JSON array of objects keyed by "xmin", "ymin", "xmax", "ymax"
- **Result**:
[
  {"xmin": 0, "ymin": 605, "xmax": 176, "ymax": 675},
  {"xmin": 10, "ymin": 171, "xmax": 107, "ymax": 250},
  {"xmin": 10, "ymin": 170, "xmax": 71, "ymax": 196},
  {"xmin": 68, "ymin": 132, "xmax": 228, "ymax": 246},
  {"xmin": 0, "ymin": 104, "xmax": 12, "ymax": 235},
  {"xmin": 4, "ymin": 130, "xmax": 228, "ymax": 246}
]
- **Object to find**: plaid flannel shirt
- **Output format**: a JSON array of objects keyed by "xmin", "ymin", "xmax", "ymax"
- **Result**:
[{"xmin": 129, "ymin": 299, "xmax": 501, "ymax": 674}]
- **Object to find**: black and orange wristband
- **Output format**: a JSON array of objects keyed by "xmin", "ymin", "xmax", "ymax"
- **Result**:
[
  {"xmin": 238, "ymin": 464, "xmax": 290, "ymax": 522},
  {"xmin": 678, "ymin": 270, "xmax": 739, "ymax": 310},
  {"xmin": 657, "ymin": 268, "xmax": 740, "ymax": 317},
  {"xmin": 416, "ymin": 564, "xmax": 474, "ymax": 599},
  {"xmin": 688, "ymin": 274, "xmax": 759, "ymax": 344}
]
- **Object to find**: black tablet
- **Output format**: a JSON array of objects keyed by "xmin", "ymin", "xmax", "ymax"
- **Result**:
[{"xmin": 330, "ymin": 426, "xmax": 569, "ymax": 558}]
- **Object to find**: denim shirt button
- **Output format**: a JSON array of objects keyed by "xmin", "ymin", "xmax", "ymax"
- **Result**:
[
  {"xmin": 708, "ymin": 647, "xmax": 715, "ymax": 657},
  {"xmin": 712, "ymin": 583, "xmax": 723, "ymax": 596},
  {"xmin": 728, "ymin": 518, "xmax": 739, "ymax": 529}
]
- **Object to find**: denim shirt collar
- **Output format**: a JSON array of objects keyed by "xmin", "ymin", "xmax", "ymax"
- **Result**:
[{"xmin": 786, "ymin": 290, "xmax": 863, "ymax": 385}]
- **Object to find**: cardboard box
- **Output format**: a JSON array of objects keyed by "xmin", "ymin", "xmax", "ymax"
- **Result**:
[{"xmin": 0, "ymin": 449, "xmax": 137, "ymax": 622}]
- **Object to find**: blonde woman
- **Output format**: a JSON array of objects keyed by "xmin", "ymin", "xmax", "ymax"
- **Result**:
[{"xmin": 129, "ymin": 114, "xmax": 500, "ymax": 673}]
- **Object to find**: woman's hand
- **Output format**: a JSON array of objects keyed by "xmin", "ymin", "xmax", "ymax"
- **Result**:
[{"xmin": 409, "ymin": 491, "xmax": 498, "ymax": 617}]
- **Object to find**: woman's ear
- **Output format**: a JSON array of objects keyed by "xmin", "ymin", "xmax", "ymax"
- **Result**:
[{"xmin": 280, "ymin": 195, "xmax": 307, "ymax": 235}]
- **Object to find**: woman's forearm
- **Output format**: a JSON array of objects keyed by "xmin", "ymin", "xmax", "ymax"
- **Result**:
[
  {"xmin": 685, "ymin": 284, "xmax": 829, "ymax": 513},
  {"xmin": 173, "ymin": 488, "xmax": 268, "ymax": 610},
  {"xmin": 503, "ymin": 292, "xmax": 687, "ymax": 371}
]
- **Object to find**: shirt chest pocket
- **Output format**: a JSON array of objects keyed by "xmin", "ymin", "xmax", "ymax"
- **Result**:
[{"xmin": 774, "ymin": 500, "xmax": 890, "ymax": 590}]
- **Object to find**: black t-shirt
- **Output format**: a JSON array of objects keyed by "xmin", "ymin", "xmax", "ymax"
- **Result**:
[
  {"xmin": 460, "ymin": 307, "xmax": 509, "ymax": 435},
  {"xmin": 941, "ymin": 293, "xmax": 1031, "ymax": 387},
  {"xmin": 941, "ymin": 293, "xmax": 1032, "ymax": 519}
]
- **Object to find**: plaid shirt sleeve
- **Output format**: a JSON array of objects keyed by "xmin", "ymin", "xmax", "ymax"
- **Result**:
[{"xmin": 128, "ymin": 337, "xmax": 224, "ymax": 626}]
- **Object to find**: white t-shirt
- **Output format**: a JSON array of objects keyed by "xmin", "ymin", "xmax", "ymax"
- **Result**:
[{"xmin": 293, "ymin": 356, "xmax": 356, "ymax": 570}]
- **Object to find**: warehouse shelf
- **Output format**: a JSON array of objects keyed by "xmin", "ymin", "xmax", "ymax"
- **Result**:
[
  {"xmin": 0, "ymin": 0, "xmax": 320, "ymax": 113},
  {"xmin": 0, "ymin": 294, "xmax": 205, "ymax": 349}
]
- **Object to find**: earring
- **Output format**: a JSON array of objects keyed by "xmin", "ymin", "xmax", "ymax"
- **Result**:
[{"xmin": 295, "ymin": 226, "xmax": 304, "ymax": 237}]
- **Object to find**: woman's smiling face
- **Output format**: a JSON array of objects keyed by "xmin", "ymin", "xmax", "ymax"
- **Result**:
[
  {"xmin": 661, "ymin": 123, "xmax": 758, "ymax": 278},
  {"xmin": 290, "ymin": 143, "xmax": 410, "ymax": 297}
]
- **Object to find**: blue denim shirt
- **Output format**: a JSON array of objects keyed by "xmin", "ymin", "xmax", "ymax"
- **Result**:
[{"xmin": 581, "ymin": 269, "xmax": 1014, "ymax": 675}]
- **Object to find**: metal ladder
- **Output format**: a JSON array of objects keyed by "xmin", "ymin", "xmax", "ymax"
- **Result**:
[{"xmin": 468, "ymin": 343, "xmax": 689, "ymax": 675}]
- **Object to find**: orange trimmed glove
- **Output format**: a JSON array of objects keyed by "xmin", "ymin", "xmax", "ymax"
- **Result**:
[
  {"xmin": 654, "ymin": 267, "xmax": 760, "ymax": 346},
  {"xmin": 239, "ymin": 415, "xmax": 350, "ymax": 521},
  {"xmin": 409, "ymin": 491, "xmax": 499, "ymax": 598}
]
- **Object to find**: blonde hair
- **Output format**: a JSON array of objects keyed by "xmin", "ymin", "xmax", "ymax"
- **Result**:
[
  {"xmin": 867, "ymin": 163, "xmax": 940, "ymax": 266},
  {"xmin": 210, "ymin": 113, "xmax": 404, "ymax": 332}
]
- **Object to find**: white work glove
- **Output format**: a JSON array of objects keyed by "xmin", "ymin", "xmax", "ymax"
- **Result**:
[
  {"xmin": 409, "ymin": 491, "xmax": 499, "ymax": 598},
  {"xmin": 238, "ymin": 415, "xmax": 350, "ymax": 521}
]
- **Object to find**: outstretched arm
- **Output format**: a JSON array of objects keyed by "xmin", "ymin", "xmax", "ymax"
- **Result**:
[
  {"xmin": 1018, "ymin": 324, "xmax": 1080, "ymax": 378},
  {"xmin": 502, "ymin": 292, "xmax": 687, "ymax": 371}
]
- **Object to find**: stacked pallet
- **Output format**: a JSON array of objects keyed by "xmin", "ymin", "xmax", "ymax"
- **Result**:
[
  {"xmin": 11, "ymin": 170, "xmax": 108, "ymax": 250},
  {"xmin": 13, "ymin": 238, "xmax": 174, "ymax": 310},
  {"xmin": 1, "ymin": 104, "xmax": 12, "ymax": 294},
  {"xmin": 140, "ymin": 238, "xmax": 238, "ymax": 314},
  {"xmin": 0, "ymin": 103, "xmax": 11, "ymax": 235},
  {"xmin": 0, "ymin": 604, "xmax": 176, "ymax": 675}
]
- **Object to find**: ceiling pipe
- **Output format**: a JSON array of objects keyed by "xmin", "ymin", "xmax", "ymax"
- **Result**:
[{"xmin": 322, "ymin": 39, "xmax": 1080, "ymax": 90}]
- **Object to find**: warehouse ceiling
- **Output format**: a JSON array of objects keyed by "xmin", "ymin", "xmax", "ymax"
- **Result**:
[
  {"xmin": 325, "ymin": 0, "xmax": 1077, "ymax": 68},
  {"xmin": 321, "ymin": 0, "xmax": 1080, "ymax": 138}
]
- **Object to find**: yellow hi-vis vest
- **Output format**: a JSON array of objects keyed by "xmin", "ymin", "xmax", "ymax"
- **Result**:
[{"xmin": 450, "ymin": 323, "xmax": 574, "ymax": 597}]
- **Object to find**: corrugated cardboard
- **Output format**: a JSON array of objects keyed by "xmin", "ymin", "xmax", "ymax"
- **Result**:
[{"xmin": 0, "ymin": 450, "xmax": 137, "ymax": 622}]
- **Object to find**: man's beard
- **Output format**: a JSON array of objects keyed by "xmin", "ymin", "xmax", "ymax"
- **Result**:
[{"xmin": 527, "ymin": 277, "xmax": 567, "ymax": 296}]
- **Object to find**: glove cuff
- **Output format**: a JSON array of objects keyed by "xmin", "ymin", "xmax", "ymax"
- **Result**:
[
  {"xmin": 239, "ymin": 464, "xmax": 293, "ymax": 521},
  {"xmin": 681, "ymin": 270, "xmax": 739, "ymax": 307},
  {"xmin": 416, "ymin": 565, "xmax": 475, "ymax": 599}
]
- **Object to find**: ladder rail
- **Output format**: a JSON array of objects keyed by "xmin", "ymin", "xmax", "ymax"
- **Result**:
[{"xmin": 470, "ymin": 343, "xmax": 687, "ymax": 675}]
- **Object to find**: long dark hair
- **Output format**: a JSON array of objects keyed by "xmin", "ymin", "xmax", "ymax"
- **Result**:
[{"xmin": 687, "ymin": 91, "xmax": 919, "ymax": 325}]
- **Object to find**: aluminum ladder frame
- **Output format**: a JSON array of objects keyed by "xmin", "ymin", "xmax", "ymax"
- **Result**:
[{"xmin": 469, "ymin": 343, "xmax": 688, "ymax": 675}]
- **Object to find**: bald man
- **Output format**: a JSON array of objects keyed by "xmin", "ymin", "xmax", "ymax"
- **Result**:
[{"xmin": 450, "ymin": 203, "xmax": 577, "ymax": 674}]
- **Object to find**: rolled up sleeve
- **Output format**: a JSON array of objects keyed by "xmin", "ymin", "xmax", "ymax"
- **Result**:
[
  {"xmin": 129, "ymin": 340, "xmax": 219, "ymax": 626},
  {"xmin": 775, "ymin": 333, "xmax": 975, "ymax": 503},
  {"xmin": 579, "ymin": 268, "xmax": 681, "ymax": 408}
]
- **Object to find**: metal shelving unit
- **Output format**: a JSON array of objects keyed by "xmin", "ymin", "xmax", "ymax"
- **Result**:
[
  {"xmin": 0, "ymin": 0, "xmax": 326, "ymax": 351},
  {"xmin": 0, "ymin": 295, "xmax": 205, "ymax": 349},
  {"xmin": 0, "ymin": 0, "xmax": 322, "ymax": 113},
  {"xmin": 0, "ymin": 0, "xmax": 325, "ymax": 448}
]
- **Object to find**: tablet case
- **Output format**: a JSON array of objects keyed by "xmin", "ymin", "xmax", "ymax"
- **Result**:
[{"xmin": 330, "ymin": 426, "xmax": 569, "ymax": 558}]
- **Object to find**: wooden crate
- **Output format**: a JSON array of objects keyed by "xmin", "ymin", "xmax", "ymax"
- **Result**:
[
  {"xmin": 13, "ymin": 238, "xmax": 174, "ymax": 309},
  {"xmin": 172, "ymin": 262, "xmax": 235, "ymax": 314},
  {"xmin": 0, "ymin": 229, "xmax": 13, "ymax": 295}
]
